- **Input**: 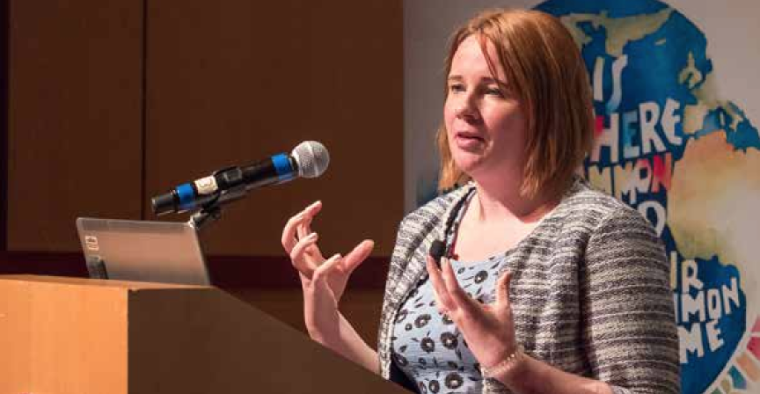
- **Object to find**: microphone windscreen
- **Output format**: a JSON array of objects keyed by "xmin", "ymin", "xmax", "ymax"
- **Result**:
[
  {"xmin": 429, "ymin": 239, "xmax": 446, "ymax": 265},
  {"xmin": 292, "ymin": 141, "xmax": 329, "ymax": 178}
]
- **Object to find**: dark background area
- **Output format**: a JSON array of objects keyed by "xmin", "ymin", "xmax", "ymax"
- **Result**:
[{"xmin": 0, "ymin": 0, "xmax": 405, "ymax": 343}]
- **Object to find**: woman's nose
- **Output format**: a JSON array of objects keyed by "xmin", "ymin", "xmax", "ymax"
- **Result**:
[{"xmin": 455, "ymin": 99, "xmax": 479, "ymax": 121}]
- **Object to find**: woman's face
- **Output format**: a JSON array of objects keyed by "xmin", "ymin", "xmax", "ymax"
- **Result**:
[{"xmin": 443, "ymin": 35, "xmax": 528, "ymax": 181}]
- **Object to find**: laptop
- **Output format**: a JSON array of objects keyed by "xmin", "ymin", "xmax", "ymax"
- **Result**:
[{"xmin": 76, "ymin": 217, "xmax": 211, "ymax": 286}]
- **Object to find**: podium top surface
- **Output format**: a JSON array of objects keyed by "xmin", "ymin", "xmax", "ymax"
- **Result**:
[{"xmin": 0, "ymin": 274, "xmax": 211, "ymax": 290}]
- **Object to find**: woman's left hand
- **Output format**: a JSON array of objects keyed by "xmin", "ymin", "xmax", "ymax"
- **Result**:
[{"xmin": 425, "ymin": 255, "xmax": 519, "ymax": 371}]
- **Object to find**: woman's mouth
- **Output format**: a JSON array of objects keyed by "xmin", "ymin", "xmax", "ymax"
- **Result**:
[{"xmin": 454, "ymin": 132, "xmax": 485, "ymax": 150}]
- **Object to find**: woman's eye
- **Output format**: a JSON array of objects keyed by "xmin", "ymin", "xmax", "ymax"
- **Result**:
[
  {"xmin": 448, "ymin": 84, "xmax": 465, "ymax": 93},
  {"xmin": 485, "ymin": 87, "xmax": 504, "ymax": 97}
]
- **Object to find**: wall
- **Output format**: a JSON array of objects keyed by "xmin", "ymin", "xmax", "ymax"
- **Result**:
[{"xmin": 3, "ymin": 0, "xmax": 403, "ymax": 343}]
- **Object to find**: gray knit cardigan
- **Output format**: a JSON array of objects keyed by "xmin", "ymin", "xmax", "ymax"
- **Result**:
[{"xmin": 377, "ymin": 178, "xmax": 680, "ymax": 394}]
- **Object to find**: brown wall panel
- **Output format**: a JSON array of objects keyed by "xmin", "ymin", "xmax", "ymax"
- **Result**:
[
  {"xmin": 8, "ymin": 0, "xmax": 144, "ymax": 251},
  {"xmin": 146, "ymin": 0, "xmax": 404, "ymax": 256}
]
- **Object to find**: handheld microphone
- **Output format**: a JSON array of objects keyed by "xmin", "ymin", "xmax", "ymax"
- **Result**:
[{"xmin": 151, "ymin": 141, "xmax": 329, "ymax": 215}]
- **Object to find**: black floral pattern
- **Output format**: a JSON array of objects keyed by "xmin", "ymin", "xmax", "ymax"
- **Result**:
[
  {"xmin": 429, "ymin": 380, "xmax": 440, "ymax": 393},
  {"xmin": 415, "ymin": 314, "xmax": 432, "ymax": 328},
  {"xmin": 445, "ymin": 372, "xmax": 464, "ymax": 389},
  {"xmin": 440, "ymin": 332, "xmax": 458, "ymax": 349},
  {"xmin": 393, "ymin": 352, "xmax": 408, "ymax": 367},
  {"xmin": 420, "ymin": 337, "xmax": 435, "ymax": 353}
]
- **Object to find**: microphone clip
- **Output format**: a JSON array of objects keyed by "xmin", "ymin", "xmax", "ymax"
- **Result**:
[{"xmin": 187, "ymin": 183, "xmax": 247, "ymax": 231}]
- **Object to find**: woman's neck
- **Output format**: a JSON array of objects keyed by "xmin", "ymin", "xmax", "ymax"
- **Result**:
[{"xmin": 470, "ymin": 176, "xmax": 559, "ymax": 225}]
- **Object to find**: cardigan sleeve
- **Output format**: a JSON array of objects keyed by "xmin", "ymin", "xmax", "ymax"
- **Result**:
[{"xmin": 582, "ymin": 207, "xmax": 680, "ymax": 394}]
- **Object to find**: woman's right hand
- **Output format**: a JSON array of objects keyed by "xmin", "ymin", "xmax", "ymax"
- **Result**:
[{"xmin": 281, "ymin": 201, "xmax": 374, "ymax": 337}]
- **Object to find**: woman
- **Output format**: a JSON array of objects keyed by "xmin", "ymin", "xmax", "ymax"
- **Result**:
[{"xmin": 281, "ymin": 9, "xmax": 679, "ymax": 394}]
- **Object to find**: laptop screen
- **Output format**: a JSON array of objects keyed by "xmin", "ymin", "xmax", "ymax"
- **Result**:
[{"xmin": 76, "ymin": 218, "xmax": 211, "ymax": 286}]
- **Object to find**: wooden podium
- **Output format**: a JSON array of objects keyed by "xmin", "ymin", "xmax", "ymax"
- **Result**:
[{"xmin": 0, "ymin": 275, "xmax": 407, "ymax": 394}]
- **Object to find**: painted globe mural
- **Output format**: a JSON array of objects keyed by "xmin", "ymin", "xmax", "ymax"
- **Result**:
[{"xmin": 535, "ymin": 0, "xmax": 760, "ymax": 392}]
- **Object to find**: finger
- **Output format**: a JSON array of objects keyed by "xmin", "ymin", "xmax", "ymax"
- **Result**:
[
  {"xmin": 495, "ymin": 270, "xmax": 513, "ymax": 307},
  {"xmin": 426, "ymin": 256, "xmax": 456, "ymax": 312},
  {"xmin": 312, "ymin": 253, "xmax": 342, "ymax": 283},
  {"xmin": 289, "ymin": 232, "xmax": 320, "ymax": 275},
  {"xmin": 282, "ymin": 210, "xmax": 309, "ymax": 251},
  {"xmin": 440, "ymin": 258, "xmax": 479, "ymax": 315},
  {"xmin": 341, "ymin": 240, "xmax": 375, "ymax": 275},
  {"xmin": 282, "ymin": 201, "xmax": 322, "ymax": 251},
  {"xmin": 297, "ymin": 201, "xmax": 323, "ymax": 239}
]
